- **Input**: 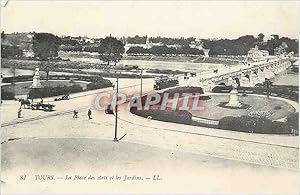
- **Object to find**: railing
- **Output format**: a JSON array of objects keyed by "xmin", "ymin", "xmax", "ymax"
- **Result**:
[
  {"xmin": 192, "ymin": 116, "xmax": 219, "ymax": 126},
  {"xmin": 203, "ymin": 58, "xmax": 289, "ymax": 82}
]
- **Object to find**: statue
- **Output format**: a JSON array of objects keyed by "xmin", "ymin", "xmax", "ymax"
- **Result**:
[
  {"xmin": 226, "ymin": 78, "xmax": 242, "ymax": 107},
  {"xmin": 31, "ymin": 67, "xmax": 42, "ymax": 88}
]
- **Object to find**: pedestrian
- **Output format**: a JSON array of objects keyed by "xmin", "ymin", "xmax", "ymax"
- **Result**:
[
  {"xmin": 18, "ymin": 109, "xmax": 22, "ymax": 118},
  {"xmin": 73, "ymin": 110, "xmax": 78, "ymax": 118},
  {"xmin": 40, "ymin": 98, "xmax": 43, "ymax": 104},
  {"xmin": 88, "ymin": 109, "xmax": 92, "ymax": 119}
]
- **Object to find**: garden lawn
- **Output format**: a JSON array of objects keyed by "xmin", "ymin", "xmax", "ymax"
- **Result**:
[{"xmin": 191, "ymin": 95, "xmax": 295, "ymax": 121}]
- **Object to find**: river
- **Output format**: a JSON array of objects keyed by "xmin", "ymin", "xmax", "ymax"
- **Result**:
[{"xmin": 271, "ymin": 72, "xmax": 299, "ymax": 86}]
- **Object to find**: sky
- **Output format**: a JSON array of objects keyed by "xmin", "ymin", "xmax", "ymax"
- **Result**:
[{"xmin": 1, "ymin": 1, "xmax": 299, "ymax": 39}]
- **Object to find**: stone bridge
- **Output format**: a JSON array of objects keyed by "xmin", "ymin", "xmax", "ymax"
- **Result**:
[{"xmin": 179, "ymin": 57, "xmax": 292, "ymax": 92}]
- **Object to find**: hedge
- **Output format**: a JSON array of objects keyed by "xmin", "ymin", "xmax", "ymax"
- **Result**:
[
  {"xmin": 86, "ymin": 80, "xmax": 112, "ymax": 90},
  {"xmin": 218, "ymin": 115, "xmax": 292, "ymax": 134},
  {"xmin": 164, "ymin": 86, "xmax": 204, "ymax": 96},
  {"xmin": 1, "ymin": 88, "xmax": 15, "ymax": 100},
  {"xmin": 133, "ymin": 109, "xmax": 193, "ymax": 125},
  {"xmin": 287, "ymin": 112, "xmax": 299, "ymax": 131},
  {"xmin": 28, "ymin": 85, "xmax": 83, "ymax": 99}
]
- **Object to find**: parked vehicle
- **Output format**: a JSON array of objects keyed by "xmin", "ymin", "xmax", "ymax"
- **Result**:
[{"xmin": 154, "ymin": 77, "xmax": 179, "ymax": 90}]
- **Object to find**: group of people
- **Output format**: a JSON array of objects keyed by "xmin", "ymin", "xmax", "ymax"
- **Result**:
[{"xmin": 73, "ymin": 109, "xmax": 92, "ymax": 119}]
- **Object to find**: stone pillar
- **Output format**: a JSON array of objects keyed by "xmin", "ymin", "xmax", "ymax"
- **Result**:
[
  {"xmin": 207, "ymin": 80, "xmax": 215, "ymax": 92},
  {"xmin": 240, "ymin": 73, "xmax": 250, "ymax": 87},
  {"xmin": 249, "ymin": 72, "xmax": 259, "ymax": 87},
  {"xmin": 265, "ymin": 68, "xmax": 275, "ymax": 79},
  {"xmin": 201, "ymin": 80, "xmax": 212, "ymax": 92},
  {"xmin": 227, "ymin": 76, "xmax": 233, "ymax": 86},
  {"xmin": 269, "ymin": 67, "xmax": 275, "ymax": 78},
  {"xmin": 278, "ymin": 64, "xmax": 285, "ymax": 74},
  {"xmin": 257, "ymin": 69, "xmax": 265, "ymax": 84}
]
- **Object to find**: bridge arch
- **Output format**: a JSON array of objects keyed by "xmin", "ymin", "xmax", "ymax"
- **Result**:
[{"xmin": 244, "ymin": 74, "xmax": 250, "ymax": 79}]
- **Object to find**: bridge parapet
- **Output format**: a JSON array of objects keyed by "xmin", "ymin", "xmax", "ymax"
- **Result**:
[{"xmin": 199, "ymin": 57, "xmax": 291, "ymax": 91}]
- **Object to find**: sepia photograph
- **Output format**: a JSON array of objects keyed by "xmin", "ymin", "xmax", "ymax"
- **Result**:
[{"xmin": 1, "ymin": 0, "xmax": 299, "ymax": 194}]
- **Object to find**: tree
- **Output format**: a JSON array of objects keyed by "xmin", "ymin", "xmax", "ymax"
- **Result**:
[
  {"xmin": 32, "ymin": 33, "xmax": 61, "ymax": 82},
  {"xmin": 41, "ymin": 61, "xmax": 52, "ymax": 82},
  {"xmin": 263, "ymin": 79, "xmax": 272, "ymax": 99},
  {"xmin": 257, "ymin": 33, "xmax": 265, "ymax": 42},
  {"xmin": 126, "ymin": 46, "xmax": 148, "ymax": 55},
  {"xmin": 1, "ymin": 45, "xmax": 23, "ymax": 58},
  {"xmin": 1, "ymin": 31, "xmax": 5, "ymax": 40},
  {"xmin": 98, "ymin": 35, "xmax": 125, "ymax": 65},
  {"xmin": 271, "ymin": 34, "xmax": 279, "ymax": 40},
  {"xmin": 32, "ymin": 33, "xmax": 61, "ymax": 60}
]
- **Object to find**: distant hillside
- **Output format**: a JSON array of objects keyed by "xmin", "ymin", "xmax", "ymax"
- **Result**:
[{"xmin": 1, "ymin": 32, "xmax": 33, "ymax": 50}]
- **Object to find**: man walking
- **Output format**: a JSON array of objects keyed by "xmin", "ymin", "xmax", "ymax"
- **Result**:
[
  {"xmin": 88, "ymin": 109, "xmax": 92, "ymax": 119},
  {"xmin": 73, "ymin": 110, "xmax": 78, "ymax": 118},
  {"xmin": 18, "ymin": 109, "xmax": 22, "ymax": 118}
]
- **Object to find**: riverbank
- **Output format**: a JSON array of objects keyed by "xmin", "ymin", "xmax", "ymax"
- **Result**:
[{"xmin": 1, "ymin": 59, "xmax": 160, "ymax": 79}]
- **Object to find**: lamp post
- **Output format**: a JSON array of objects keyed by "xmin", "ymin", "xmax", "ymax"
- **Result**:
[
  {"xmin": 140, "ymin": 68, "xmax": 143, "ymax": 97},
  {"xmin": 113, "ymin": 72, "xmax": 119, "ymax": 142}
]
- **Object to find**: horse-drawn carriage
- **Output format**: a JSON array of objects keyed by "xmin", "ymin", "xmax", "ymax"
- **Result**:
[
  {"xmin": 31, "ymin": 102, "xmax": 55, "ymax": 111},
  {"xmin": 54, "ymin": 94, "xmax": 70, "ymax": 101},
  {"xmin": 19, "ymin": 98, "xmax": 55, "ymax": 111},
  {"xmin": 154, "ymin": 77, "xmax": 179, "ymax": 90}
]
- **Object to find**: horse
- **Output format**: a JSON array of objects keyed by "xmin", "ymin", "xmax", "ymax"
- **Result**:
[
  {"xmin": 19, "ymin": 99, "xmax": 31, "ymax": 109},
  {"xmin": 190, "ymin": 72, "xmax": 196, "ymax": 77}
]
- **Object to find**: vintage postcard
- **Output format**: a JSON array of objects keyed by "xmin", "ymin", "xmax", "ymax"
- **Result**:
[{"xmin": 1, "ymin": 1, "xmax": 299, "ymax": 194}]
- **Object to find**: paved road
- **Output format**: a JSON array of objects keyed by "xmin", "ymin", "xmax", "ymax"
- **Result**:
[{"xmin": 1, "ymin": 138, "xmax": 298, "ymax": 194}]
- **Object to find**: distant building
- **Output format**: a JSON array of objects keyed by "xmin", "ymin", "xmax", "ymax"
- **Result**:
[
  {"xmin": 82, "ymin": 36, "xmax": 95, "ymax": 44},
  {"xmin": 274, "ymin": 43, "xmax": 287, "ymax": 56},
  {"xmin": 124, "ymin": 37, "xmax": 163, "ymax": 52},
  {"xmin": 189, "ymin": 39, "xmax": 203, "ymax": 50},
  {"xmin": 248, "ymin": 45, "xmax": 269, "ymax": 58}
]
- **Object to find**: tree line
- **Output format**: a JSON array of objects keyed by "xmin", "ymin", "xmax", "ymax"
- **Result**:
[
  {"xmin": 59, "ymin": 34, "xmax": 298, "ymax": 56},
  {"xmin": 1, "ymin": 32, "xmax": 298, "ymax": 61},
  {"xmin": 126, "ymin": 35, "xmax": 196, "ymax": 46},
  {"xmin": 203, "ymin": 34, "xmax": 298, "ymax": 56}
]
